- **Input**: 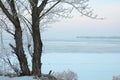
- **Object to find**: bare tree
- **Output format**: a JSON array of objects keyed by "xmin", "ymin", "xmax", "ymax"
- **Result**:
[
  {"xmin": 0, "ymin": 0, "xmax": 30, "ymax": 75},
  {"xmin": 0, "ymin": 0, "xmax": 101, "ymax": 76}
]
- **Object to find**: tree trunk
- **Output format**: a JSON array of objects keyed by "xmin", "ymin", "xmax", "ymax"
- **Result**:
[
  {"xmin": 32, "ymin": 26, "xmax": 42, "ymax": 76},
  {"xmin": 14, "ymin": 24, "xmax": 30, "ymax": 75},
  {"xmin": 13, "ymin": 15, "xmax": 30, "ymax": 75},
  {"xmin": 32, "ymin": 7, "xmax": 42, "ymax": 76},
  {"xmin": 0, "ymin": 0, "xmax": 30, "ymax": 75}
]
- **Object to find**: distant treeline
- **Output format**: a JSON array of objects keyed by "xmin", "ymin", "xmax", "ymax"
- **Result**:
[{"xmin": 76, "ymin": 36, "xmax": 120, "ymax": 39}]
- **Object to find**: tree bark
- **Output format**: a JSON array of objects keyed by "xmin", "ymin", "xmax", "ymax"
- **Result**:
[
  {"xmin": 0, "ymin": 0, "xmax": 30, "ymax": 75},
  {"xmin": 32, "ymin": 6, "xmax": 43, "ymax": 76},
  {"xmin": 14, "ymin": 24, "xmax": 30, "ymax": 75}
]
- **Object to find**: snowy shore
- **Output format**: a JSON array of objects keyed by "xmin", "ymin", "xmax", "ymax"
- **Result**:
[{"xmin": 0, "ymin": 53, "xmax": 120, "ymax": 80}]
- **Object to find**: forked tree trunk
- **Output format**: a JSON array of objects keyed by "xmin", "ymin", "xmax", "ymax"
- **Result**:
[
  {"xmin": 0, "ymin": 0, "xmax": 30, "ymax": 75},
  {"xmin": 14, "ymin": 23, "xmax": 30, "ymax": 75},
  {"xmin": 32, "ymin": 7, "xmax": 43, "ymax": 76}
]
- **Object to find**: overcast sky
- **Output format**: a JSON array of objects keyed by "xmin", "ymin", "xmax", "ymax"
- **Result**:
[{"xmin": 42, "ymin": 0, "xmax": 120, "ymax": 40}]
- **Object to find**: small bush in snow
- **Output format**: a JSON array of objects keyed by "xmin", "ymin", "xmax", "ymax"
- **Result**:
[
  {"xmin": 54, "ymin": 70, "xmax": 77, "ymax": 80},
  {"xmin": 113, "ymin": 75, "xmax": 120, "ymax": 80}
]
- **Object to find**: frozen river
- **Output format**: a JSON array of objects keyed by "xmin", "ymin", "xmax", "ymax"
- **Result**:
[
  {"xmin": 42, "ymin": 53, "xmax": 120, "ymax": 80},
  {"xmin": 1, "ymin": 37, "xmax": 120, "ymax": 80},
  {"xmin": 42, "ymin": 38, "xmax": 120, "ymax": 80}
]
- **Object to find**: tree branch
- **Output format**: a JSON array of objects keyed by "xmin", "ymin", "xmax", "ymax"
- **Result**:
[
  {"xmin": 62, "ymin": 1, "xmax": 103, "ymax": 19},
  {"xmin": 9, "ymin": 43, "xmax": 16, "ymax": 54},
  {"xmin": 38, "ymin": 0, "xmax": 49, "ymax": 14},
  {"xmin": 17, "ymin": 0, "xmax": 32, "ymax": 15},
  {"xmin": 0, "ymin": 0, "xmax": 15, "ymax": 24},
  {"xmin": 0, "ymin": 19, "xmax": 14, "ymax": 36},
  {"xmin": 39, "ymin": 0, "xmax": 61, "ymax": 19},
  {"xmin": 7, "ymin": 0, "xmax": 17, "ymax": 16},
  {"xmin": 21, "ymin": 16, "xmax": 33, "ymax": 35},
  {"xmin": 7, "ymin": 58, "xmax": 20, "ymax": 75}
]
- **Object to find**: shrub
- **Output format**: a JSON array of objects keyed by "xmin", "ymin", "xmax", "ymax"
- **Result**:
[
  {"xmin": 54, "ymin": 70, "xmax": 77, "ymax": 80},
  {"xmin": 113, "ymin": 75, "xmax": 120, "ymax": 80}
]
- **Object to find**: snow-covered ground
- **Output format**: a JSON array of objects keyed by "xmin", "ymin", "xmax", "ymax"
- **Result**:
[
  {"xmin": 0, "ymin": 76, "xmax": 36, "ymax": 80},
  {"xmin": 0, "ymin": 53, "xmax": 120, "ymax": 80}
]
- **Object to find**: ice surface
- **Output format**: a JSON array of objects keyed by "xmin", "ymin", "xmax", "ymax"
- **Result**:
[
  {"xmin": 1, "ymin": 38, "xmax": 120, "ymax": 80},
  {"xmin": 42, "ymin": 38, "xmax": 120, "ymax": 53},
  {"xmin": 42, "ymin": 53, "xmax": 120, "ymax": 80}
]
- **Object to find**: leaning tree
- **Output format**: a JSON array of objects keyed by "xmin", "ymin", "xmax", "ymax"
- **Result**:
[{"xmin": 0, "ymin": 0, "xmax": 101, "ymax": 76}]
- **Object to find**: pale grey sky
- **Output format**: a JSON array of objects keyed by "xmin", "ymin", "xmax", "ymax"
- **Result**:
[{"xmin": 42, "ymin": 0, "xmax": 120, "ymax": 40}]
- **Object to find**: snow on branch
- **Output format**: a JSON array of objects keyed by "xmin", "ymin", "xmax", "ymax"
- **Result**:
[{"xmin": 60, "ymin": 0, "xmax": 103, "ymax": 19}]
